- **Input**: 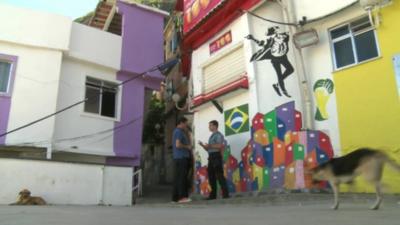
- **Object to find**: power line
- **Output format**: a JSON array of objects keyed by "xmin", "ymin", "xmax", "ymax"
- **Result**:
[
  {"xmin": 0, "ymin": 99, "xmax": 87, "ymax": 139},
  {"xmin": 242, "ymin": 9, "xmax": 298, "ymax": 26},
  {"xmin": 1, "ymin": 116, "xmax": 141, "ymax": 147},
  {"xmin": 54, "ymin": 116, "xmax": 140, "ymax": 143},
  {"xmin": 45, "ymin": 119, "xmax": 140, "ymax": 154},
  {"xmin": 0, "ymin": 60, "xmax": 168, "ymax": 139}
]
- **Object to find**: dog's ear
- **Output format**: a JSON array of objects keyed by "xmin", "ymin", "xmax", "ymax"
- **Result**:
[{"xmin": 20, "ymin": 189, "xmax": 30, "ymax": 195}]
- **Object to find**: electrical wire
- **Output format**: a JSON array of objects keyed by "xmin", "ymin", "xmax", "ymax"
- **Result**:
[
  {"xmin": 0, "ymin": 115, "xmax": 141, "ymax": 148},
  {"xmin": 242, "ymin": 9, "xmax": 298, "ymax": 26},
  {"xmin": 0, "ymin": 60, "xmax": 167, "ymax": 139}
]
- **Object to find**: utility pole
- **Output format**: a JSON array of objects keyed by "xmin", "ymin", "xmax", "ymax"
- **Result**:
[{"xmin": 279, "ymin": 0, "xmax": 314, "ymax": 130}]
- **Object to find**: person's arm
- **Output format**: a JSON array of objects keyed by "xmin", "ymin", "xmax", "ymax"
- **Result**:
[
  {"xmin": 198, "ymin": 141, "xmax": 209, "ymax": 151},
  {"xmin": 199, "ymin": 133, "xmax": 224, "ymax": 150},
  {"xmin": 207, "ymin": 143, "xmax": 224, "ymax": 149},
  {"xmin": 208, "ymin": 133, "xmax": 224, "ymax": 149},
  {"xmin": 176, "ymin": 138, "xmax": 192, "ymax": 150}
]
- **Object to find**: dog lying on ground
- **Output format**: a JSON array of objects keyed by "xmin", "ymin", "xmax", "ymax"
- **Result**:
[
  {"xmin": 9, "ymin": 189, "xmax": 47, "ymax": 205},
  {"xmin": 311, "ymin": 148, "xmax": 400, "ymax": 210}
]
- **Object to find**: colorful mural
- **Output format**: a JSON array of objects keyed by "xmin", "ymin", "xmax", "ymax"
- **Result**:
[
  {"xmin": 313, "ymin": 79, "xmax": 334, "ymax": 121},
  {"xmin": 224, "ymin": 104, "xmax": 249, "ymax": 136},
  {"xmin": 246, "ymin": 26, "xmax": 294, "ymax": 98},
  {"xmin": 196, "ymin": 101, "xmax": 334, "ymax": 195}
]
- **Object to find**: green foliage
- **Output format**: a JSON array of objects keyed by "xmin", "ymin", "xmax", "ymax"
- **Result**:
[
  {"xmin": 132, "ymin": 0, "xmax": 176, "ymax": 13},
  {"xmin": 142, "ymin": 94, "xmax": 166, "ymax": 144},
  {"xmin": 74, "ymin": 11, "xmax": 94, "ymax": 23}
]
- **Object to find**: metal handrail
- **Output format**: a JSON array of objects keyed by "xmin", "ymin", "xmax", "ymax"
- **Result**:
[{"xmin": 132, "ymin": 168, "xmax": 142, "ymax": 196}]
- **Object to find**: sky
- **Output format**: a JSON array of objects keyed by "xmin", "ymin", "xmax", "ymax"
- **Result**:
[{"xmin": 0, "ymin": 0, "xmax": 99, "ymax": 19}]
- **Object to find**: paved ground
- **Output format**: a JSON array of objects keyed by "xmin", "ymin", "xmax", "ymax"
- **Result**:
[{"xmin": 1, "ymin": 193, "xmax": 399, "ymax": 225}]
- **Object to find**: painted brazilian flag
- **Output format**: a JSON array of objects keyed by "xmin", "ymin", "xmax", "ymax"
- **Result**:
[{"xmin": 224, "ymin": 104, "xmax": 249, "ymax": 136}]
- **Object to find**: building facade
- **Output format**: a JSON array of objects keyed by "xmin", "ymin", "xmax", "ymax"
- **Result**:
[
  {"xmin": 298, "ymin": 0, "xmax": 400, "ymax": 192},
  {"xmin": 0, "ymin": 1, "xmax": 167, "ymax": 167},
  {"xmin": 185, "ymin": 0, "xmax": 400, "ymax": 194}
]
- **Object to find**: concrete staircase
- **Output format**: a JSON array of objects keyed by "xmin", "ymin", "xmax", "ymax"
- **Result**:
[{"xmin": 88, "ymin": 0, "xmax": 121, "ymax": 35}]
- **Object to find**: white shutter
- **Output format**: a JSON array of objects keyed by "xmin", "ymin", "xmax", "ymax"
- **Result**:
[{"xmin": 202, "ymin": 46, "xmax": 246, "ymax": 94}]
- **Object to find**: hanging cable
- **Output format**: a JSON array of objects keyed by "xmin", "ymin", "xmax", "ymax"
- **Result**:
[
  {"xmin": 0, "ymin": 59, "xmax": 171, "ymax": 139},
  {"xmin": 0, "ymin": 116, "xmax": 142, "ymax": 147},
  {"xmin": 240, "ymin": 9, "xmax": 298, "ymax": 26},
  {"xmin": 0, "ymin": 99, "xmax": 88, "ymax": 139}
]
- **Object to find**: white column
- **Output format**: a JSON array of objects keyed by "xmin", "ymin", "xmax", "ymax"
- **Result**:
[
  {"xmin": 280, "ymin": 0, "xmax": 314, "ymax": 130},
  {"xmin": 46, "ymin": 144, "xmax": 52, "ymax": 159},
  {"xmin": 243, "ymin": 13, "xmax": 260, "ymax": 119}
]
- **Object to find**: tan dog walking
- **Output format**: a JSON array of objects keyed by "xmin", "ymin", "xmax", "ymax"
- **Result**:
[{"xmin": 311, "ymin": 148, "xmax": 400, "ymax": 210}]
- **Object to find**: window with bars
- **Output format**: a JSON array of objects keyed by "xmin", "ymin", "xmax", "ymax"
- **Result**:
[
  {"xmin": 329, "ymin": 16, "xmax": 379, "ymax": 70},
  {"xmin": 0, "ymin": 61, "xmax": 12, "ymax": 94},
  {"xmin": 84, "ymin": 77, "xmax": 118, "ymax": 118}
]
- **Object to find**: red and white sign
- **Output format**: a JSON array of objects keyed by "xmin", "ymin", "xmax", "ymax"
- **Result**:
[
  {"xmin": 209, "ymin": 31, "xmax": 232, "ymax": 54},
  {"xmin": 183, "ymin": 0, "xmax": 224, "ymax": 34}
]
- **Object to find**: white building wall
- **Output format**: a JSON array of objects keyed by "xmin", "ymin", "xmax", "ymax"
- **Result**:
[
  {"xmin": 1, "ymin": 42, "xmax": 63, "ymax": 147},
  {"xmin": 0, "ymin": 158, "xmax": 132, "ymax": 205},
  {"xmin": 102, "ymin": 166, "xmax": 133, "ymax": 205},
  {"xmin": 0, "ymin": 4, "xmax": 71, "ymax": 51},
  {"xmin": 249, "ymin": 1, "xmax": 303, "ymax": 114},
  {"xmin": 194, "ymin": 92, "xmax": 250, "ymax": 165},
  {"xmin": 67, "ymin": 23, "xmax": 122, "ymax": 70},
  {"xmin": 0, "ymin": 6, "xmax": 123, "ymax": 155},
  {"xmin": 297, "ymin": 5, "xmax": 368, "ymax": 153},
  {"xmin": 245, "ymin": 0, "xmax": 346, "ymax": 154},
  {"xmin": 293, "ymin": 0, "xmax": 357, "ymax": 22},
  {"xmin": 52, "ymin": 22, "xmax": 122, "ymax": 156},
  {"xmin": 0, "ymin": 4, "xmax": 132, "ymax": 204},
  {"xmin": 192, "ymin": 15, "xmax": 254, "ymax": 164},
  {"xmin": 192, "ymin": 1, "xmax": 305, "ymax": 164},
  {"xmin": 53, "ymin": 57, "xmax": 119, "ymax": 156},
  {"xmin": 191, "ymin": 15, "xmax": 250, "ymax": 97},
  {"xmin": 191, "ymin": 0, "xmax": 356, "ymax": 160},
  {"xmin": 0, "ymin": 4, "xmax": 71, "ymax": 147}
]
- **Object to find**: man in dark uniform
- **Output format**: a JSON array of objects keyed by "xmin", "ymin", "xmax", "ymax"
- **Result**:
[{"xmin": 199, "ymin": 120, "xmax": 229, "ymax": 200}]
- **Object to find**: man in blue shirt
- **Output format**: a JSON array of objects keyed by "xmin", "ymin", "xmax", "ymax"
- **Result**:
[
  {"xmin": 199, "ymin": 120, "xmax": 229, "ymax": 200},
  {"xmin": 171, "ymin": 116, "xmax": 192, "ymax": 203}
]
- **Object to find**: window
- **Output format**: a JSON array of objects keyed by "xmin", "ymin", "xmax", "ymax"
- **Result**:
[
  {"xmin": 202, "ymin": 44, "xmax": 245, "ymax": 94},
  {"xmin": 330, "ymin": 16, "xmax": 379, "ymax": 70},
  {"xmin": 0, "ymin": 61, "xmax": 12, "ymax": 94},
  {"xmin": 84, "ymin": 77, "xmax": 118, "ymax": 118}
]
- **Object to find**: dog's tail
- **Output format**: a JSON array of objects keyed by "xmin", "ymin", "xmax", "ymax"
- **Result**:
[{"xmin": 381, "ymin": 153, "xmax": 400, "ymax": 172}]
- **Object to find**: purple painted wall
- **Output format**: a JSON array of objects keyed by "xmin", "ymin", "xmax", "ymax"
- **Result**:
[
  {"xmin": 108, "ymin": 1, "xmax": 166, "ymax": 166},
  {"xmin": 0, "ymin": 53, "xmax": 18, "ymax": 145},
  {"xmin": 118, "ymin": 1, "xmax": 165, "ymax": 78}
]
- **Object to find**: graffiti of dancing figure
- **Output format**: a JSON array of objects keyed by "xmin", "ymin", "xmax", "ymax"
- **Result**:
[{"xmin": 245, "ymin": 26, "xmax": 294, "ymax": 97}]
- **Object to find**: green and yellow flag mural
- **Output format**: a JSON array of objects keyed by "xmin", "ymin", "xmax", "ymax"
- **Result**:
[
  {"xmin": 313, "ymin": 78, "xmax": 334, "ymax": 121},
  {"xmin": 224, "ymin": 104, "xmax": 249, "ymax": 136}
]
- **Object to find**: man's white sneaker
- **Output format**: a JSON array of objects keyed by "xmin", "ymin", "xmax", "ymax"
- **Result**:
[{"xmin": 177, "ymin": 198, "xmax": 192, "ymax": 203}]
